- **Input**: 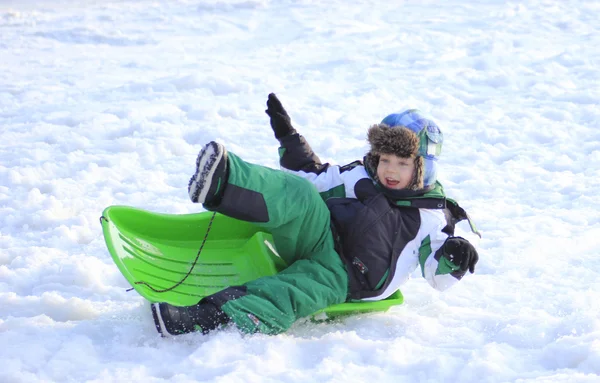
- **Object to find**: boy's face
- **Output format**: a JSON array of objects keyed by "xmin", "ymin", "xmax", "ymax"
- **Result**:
[{"xmin": 376, "ymin": 153, "xmax": 416, "ymax": 190}]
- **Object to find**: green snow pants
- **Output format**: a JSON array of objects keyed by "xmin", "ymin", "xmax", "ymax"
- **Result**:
[{"xmin": 205, "ymin": 152, "xmax": 348, "ymax": 335}]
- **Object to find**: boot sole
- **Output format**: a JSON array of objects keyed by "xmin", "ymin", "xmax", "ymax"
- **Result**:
[{"xmin": 188, "ymin": 141, "xmax": 224, "ymax": 204}]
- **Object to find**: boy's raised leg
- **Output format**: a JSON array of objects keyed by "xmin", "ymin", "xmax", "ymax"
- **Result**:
[{"xmin": 152, "ymin": 141, "xmax": 348, "ymax": 336}]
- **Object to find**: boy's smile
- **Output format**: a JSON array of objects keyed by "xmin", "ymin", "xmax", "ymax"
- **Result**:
[{"xmin": 377, "ymin": 153, "xmax": 416, "ymax": 190}]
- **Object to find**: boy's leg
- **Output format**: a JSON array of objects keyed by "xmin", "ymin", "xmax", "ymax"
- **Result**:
[{"xmin": 153, "ymin": 142, "xmax": 348, "ymax": 336}]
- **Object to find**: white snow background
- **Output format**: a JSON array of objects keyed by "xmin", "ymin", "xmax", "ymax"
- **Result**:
[{"xmin": 1, "ymin": 0, "xmax": 599, "ymax": 382}]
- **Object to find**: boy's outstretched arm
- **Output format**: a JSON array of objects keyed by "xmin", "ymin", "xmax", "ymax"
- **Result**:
[
  {"xmin": 264, "ymin": 93, "xmax": 366, "ymax": 199},
  {"xmin": 265, "ymin": 93, "xmax": 327, "ymax": 173}
]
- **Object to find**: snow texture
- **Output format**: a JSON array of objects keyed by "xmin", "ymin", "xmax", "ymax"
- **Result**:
[{"xmin": 1, "ymin": 0, "xmax": 599, "ymax": 382}]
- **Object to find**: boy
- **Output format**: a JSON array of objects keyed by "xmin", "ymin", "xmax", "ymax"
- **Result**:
[{"xmin": 151, "ymin": 94, "xmax": 479, "ymax": 336}]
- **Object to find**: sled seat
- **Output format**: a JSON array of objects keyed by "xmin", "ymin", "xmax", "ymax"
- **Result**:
[{"xmin": 101, "ymin": 205, "xmax": 403, "ymax": 319}]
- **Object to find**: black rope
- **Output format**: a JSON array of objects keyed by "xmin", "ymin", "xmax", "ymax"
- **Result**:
[{"xmin": 127, "ymin": 211, "xmax": 218, "ymax": 293}]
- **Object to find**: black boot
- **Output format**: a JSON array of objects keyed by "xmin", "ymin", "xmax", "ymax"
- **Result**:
[{"xmin": 151, "ymin": 301, "xmax": 230, "ymax": 336}]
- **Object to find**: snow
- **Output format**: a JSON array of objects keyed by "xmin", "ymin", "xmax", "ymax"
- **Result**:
[{"xmin": 1, "ymin": 0, "xmax": 599, "ymax": 381}]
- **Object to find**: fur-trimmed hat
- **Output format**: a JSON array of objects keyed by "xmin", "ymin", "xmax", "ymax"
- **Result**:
[{"xmin": 364, "ymin": 109, "xmax": 443, "ymax": 190}]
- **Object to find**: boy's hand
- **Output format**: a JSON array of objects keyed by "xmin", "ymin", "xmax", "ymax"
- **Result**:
[
  {"xmin": 442, "ymin": 237, "xmax": 479, "ymax": 274},
  {"xmin": 265, "ymin": 93, "xmax": 296, "ymax": 139}
]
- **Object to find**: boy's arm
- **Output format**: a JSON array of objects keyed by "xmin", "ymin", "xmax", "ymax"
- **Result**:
[
  {"xmin": 419, "ymin": 215, "xmax": 479, "ymax": 291},
  {"xmin": 279, "ymin": 132, "xmax": 366, "ymax": 198},
  {"xmin": 265, "ymin": 93, "xmax": 327, "ymax": 173},
  {"xmin": 279, "ymin": 133, "xmax": 371, "ymax": 199},
  {"xmin": 265, "ymin": 93, "xmax": 367, "ymax": 198}
]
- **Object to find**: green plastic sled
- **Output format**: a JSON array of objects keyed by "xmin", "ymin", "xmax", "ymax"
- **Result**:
[{"xmin": 100, "ymin": 205, "xmax": 403, "ymax": 319}]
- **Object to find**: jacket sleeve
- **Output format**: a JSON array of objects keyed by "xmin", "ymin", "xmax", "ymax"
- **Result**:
[
  {"xmin": 278, "ymin": 133, "xmax": 327, "ymax": 173},
  {"xmin": 418, "ymin": 210, "xmax": 468, "ymax": 291},
  {"xmin": 277, "ymin": 133, "xmax": 368, "ymax": 200}
]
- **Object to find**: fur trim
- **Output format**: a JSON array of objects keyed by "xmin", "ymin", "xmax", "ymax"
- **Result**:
[
  {"xmin": 365, "ymin": 124, "xmax": 424, "ymax": 191},
  {"xmin": 367, "ymin": 123, "xmax": 419, "ymax": 158}
]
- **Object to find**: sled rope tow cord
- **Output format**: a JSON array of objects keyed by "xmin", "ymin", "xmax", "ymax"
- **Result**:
[{"xmin": 127, "ymin": 211, "xmax": 218, "ymax": 293}]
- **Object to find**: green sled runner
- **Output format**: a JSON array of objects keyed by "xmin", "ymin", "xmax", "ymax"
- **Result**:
[{"xmin": 101, "ymin": 205, "xmax": 404, "ymax": 320}]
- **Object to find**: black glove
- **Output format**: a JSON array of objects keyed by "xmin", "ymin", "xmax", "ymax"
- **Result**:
[
  {"xmin": 265, "ymin": 93, "xmax": 296, "ymax": 139},
  {"xmin": 441, "ymin": 237, "xmax": 479, "ymax": 274}
]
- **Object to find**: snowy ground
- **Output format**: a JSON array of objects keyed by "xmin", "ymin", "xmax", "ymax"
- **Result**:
[{"xmin": 1, "ymin": 0, "xmax": 599, "ymax": 382}]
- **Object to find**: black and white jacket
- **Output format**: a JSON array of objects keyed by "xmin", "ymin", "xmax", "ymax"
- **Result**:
[{"xmin": 278, "ymin": 134, "xmax": 471, "ymax": 301}]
